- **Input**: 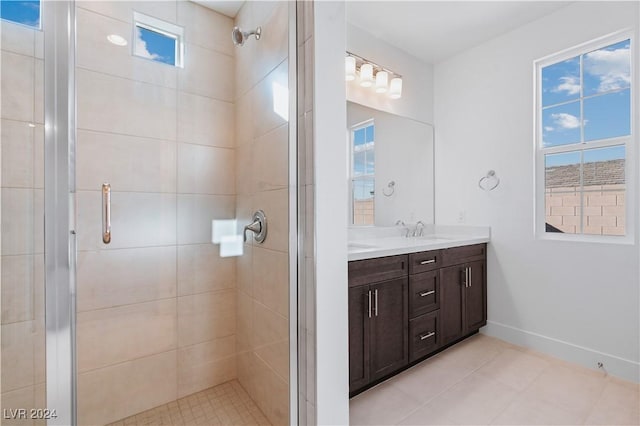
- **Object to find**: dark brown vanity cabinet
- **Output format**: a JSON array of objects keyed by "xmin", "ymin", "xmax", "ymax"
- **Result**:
[
  {"xmin": 349, "ymin": 244, "xmax": 487, "ymax": 395},
  {"xmin": 440, "ymin": 247, "xmax": 487, "ymax": 345},
  {"xmin": 348, "ymin": 256, "xmax": 408, "ymax": 394}
]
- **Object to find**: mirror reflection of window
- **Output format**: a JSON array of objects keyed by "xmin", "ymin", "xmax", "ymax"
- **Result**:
[{"xmin": 351, "ymin": 121, "xmax": 375, "ymax": 225}]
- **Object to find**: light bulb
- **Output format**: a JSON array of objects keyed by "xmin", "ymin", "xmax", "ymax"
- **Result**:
[
  {"xmin": 345, "ymin": 56, "xmax": 356, "ymax": 81},
  {"xmin": 375, "ymin": 71, "xmax": 389, "ymax": 93},
  {"xmin": 389, "ymin": 77, "xmax": 403, "ymax": 99},
  {"xmin": 360, "ymin": 63, "xmax": 374, "ymax": 87}
]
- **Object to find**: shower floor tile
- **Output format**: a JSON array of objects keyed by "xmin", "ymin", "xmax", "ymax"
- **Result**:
[{"xmin": 107, "ymin": 380, "xmax": 271, "ymax": 426}]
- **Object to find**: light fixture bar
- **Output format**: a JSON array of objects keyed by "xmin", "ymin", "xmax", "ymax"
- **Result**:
[{"xmin": 345, "ymin": 51, "xmax": 402, "ymax": 79}]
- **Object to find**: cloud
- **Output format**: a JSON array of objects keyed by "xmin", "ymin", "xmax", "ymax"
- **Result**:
[
  {"xmin": 584, "ymin": 45, "xmax": 630, "ymax": 92},
  {"xmin": 550, "ymin": 113, "xmax": 585, "ymax": 130},
  {"xmin": 552, "ymin": 76, "xmax": 581, "ymax": 95},
  {"xmin": 544, "ymin": 126, "xmax": 554, "ymax": 132},
  {"xmin": 135, "ymin": 28, "xmax": 161, "ymax": 60}
]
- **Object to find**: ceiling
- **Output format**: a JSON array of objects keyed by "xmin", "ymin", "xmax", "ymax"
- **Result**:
[
  {"xmin": 193, "ymin": 1, "xmax": 571, "ymax": 63},
  {"xmin": 346, "ymin": 1, "xmax": 571, "ymax": 64},
  {"xmin": 192, "ymin": 0, "xmax": 244, "ymax": 18}
]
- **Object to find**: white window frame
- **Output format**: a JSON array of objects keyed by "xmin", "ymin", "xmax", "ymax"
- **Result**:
[
  {"xmin": 133, "ymin": 11, "xmax": 184, "ymax": 68},
  {"xmin": 534, "ymin": 30, "xmax": 636, "ymax": 244},
  {"xmin": 349, "ymin": 119, "xmax": 375, "ymax": 226}
]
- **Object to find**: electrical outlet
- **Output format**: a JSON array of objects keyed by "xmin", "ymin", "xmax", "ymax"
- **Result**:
[{"xmin": 457, "ymin": 210, "xmax": 466, "ymax": 223}]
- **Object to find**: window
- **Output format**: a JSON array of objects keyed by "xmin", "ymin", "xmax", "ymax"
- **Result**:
[
  {"xmin": 133, "ymin": 12, "xmax": 184, "ymax": 67},
  {"xmin": 536, "ymin": 34, "xmax": 633, "ymax": 239},
  {"xmin": 0, "ymin": 0, "xmax": 40, "ymax": 29},
  {"xmin": 351, "ymin": 121, "xmax": 375, "ymax": 225}
]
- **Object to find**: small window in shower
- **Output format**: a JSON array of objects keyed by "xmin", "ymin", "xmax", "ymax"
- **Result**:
[
  {"xmin": 133, "ymin": 12, "xmax": 184, "ymax": 67},
  {"xmin": 350, "ymin": 121, "xmax": 375, "ymax": 226},
  {"xmin": 0, "ymin": 0, "xmax": 41, "ymax": 29}
]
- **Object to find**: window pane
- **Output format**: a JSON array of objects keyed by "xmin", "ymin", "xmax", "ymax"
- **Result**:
[
  {"xmin": 135, "ymin": 26, "xmax": 177, "ymax": 66},
  {"xmin": 353, "ymin": 151, "xmax": 365, "ymax": 176},
  {"xmin": 583, "ymin": 145, "xmax": 625, "ymax": 187},
  {"xmin": 0, "ymin": 0, "xmax": 40, "ymax": 28},
  {"xmin": 583, "ymin": 39, "xmax": 630, "ymax": 96},
  {"xmin": 365, "ymin": 125, "xmax": 374, "ymax": 142},
  {"xmin": 545, "ymin": 152, "xmax": 581, "ymax": 234},
  {"xmin": 353, "ymin": 178, "xmax": 375, "ymax": 226},
  {"xmin": 354, "ymin": 128, "xmax": 366, "ymax": 146},
  {"xmin": 365, "ymin": 149, "xmax": 375, "ymax": 175},
  {"xmin": 584, "ymin": 89, "xmax": 630, "ymax": 141},
  {"xmin": 542, "ymin": 56, "xmax": 580, "ymax": 107},
  {"xmin": 542, "ymin": 101, "xmax": 581, "ymax": 147}
]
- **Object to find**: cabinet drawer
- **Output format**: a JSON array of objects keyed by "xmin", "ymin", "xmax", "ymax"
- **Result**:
[
  {"xmin": 408, "ymin": 249, "xmax": 441, "ymax": 274},
  {"xmin": 409, "ymin": 311, "xmax": 439, "ymax": 362},
  {"xmin": 409, "ymin": 271, "xmax": 439, "ymax": 318},
  {"xmin": 442, "ymin": 244, "xmax": 486, "ymax": 267},
  {"xmin": 348, "ymin": 255, "xmax": 407, "ymax": 287}
]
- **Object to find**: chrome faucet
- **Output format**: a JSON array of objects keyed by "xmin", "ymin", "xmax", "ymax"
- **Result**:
[
  {"xmin": 395, "ymin": 220, "xmax": 410, "ymax": 237},
  {"xmin": 413, "ymin": 221, "xmax": 426, "ymax": 237}
]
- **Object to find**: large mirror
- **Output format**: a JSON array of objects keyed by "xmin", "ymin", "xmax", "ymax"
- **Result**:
[{"xmin": 347, "ymin": 101, "xmax": 434, "ymax": 226}]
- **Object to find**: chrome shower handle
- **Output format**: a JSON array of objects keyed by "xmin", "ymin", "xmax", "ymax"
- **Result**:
[
  {"xmin": 243, "ymin": 210, "xmax": 267, "ymax": 243},
  {"xmin": 102, "ymin": 183, "xmax": 111, "ymax": 244}
]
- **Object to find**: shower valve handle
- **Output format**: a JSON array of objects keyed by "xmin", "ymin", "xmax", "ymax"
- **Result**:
[{"xmin": 243, "ymin": 210, "xmax": 267, "ymax": 243}]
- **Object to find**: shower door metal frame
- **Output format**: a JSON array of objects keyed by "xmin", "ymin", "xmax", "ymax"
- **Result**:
[{"xmin": 43, "ymin": 1, "xmax": 77, "ymax": 425}]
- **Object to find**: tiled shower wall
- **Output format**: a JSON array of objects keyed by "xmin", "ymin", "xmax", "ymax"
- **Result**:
[
  {"xmin": 0, "ymin": 13, "xmax": 46, "ymax": 426},
  {"xmin": 72, "ymin": 2, "xmax": 237, "ymax": 424},
  {"xmin": 234, "ymin": 2, "xmax": 291, "ymax": 425}
]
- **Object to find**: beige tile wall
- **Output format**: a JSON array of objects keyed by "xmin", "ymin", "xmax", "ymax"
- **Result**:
[
  {"xmin": 234, "ymin": 2, "xmax": 291, "ymax": 425},
  {"xmin": 72, "ymin": 2, "xmax": 237, "ymax": 424},
  {"xmin": 0, "ymin": 15, "xmax": 46, "ymax": 426}
]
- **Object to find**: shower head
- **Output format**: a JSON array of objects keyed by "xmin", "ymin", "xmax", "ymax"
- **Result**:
[{"xmin": 232, "ymin": 26, "xmax": 261, "ymax": 46}]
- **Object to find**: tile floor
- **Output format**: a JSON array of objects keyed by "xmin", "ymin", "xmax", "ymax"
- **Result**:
[
  {"xmin": 107, "ymin": 380, "xmax": 270, "ymax": 426},
  {"xmin": 350, "ymin": 334, "xmax": 640, "ymax": 425}
]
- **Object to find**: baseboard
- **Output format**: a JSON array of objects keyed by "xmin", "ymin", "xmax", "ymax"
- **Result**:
[{"xmin": 482, "ymin": 320, "xmax": 640, "ymax": 384}]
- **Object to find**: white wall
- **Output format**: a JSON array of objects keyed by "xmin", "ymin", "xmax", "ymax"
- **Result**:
[
  {"xmin": 346, "ymin": 23, "xmax": 434, "ymax": 124},
  {"xmin": 347, "ymin": 102, "xmax": 434, "ymax": 225},
  {"xmin": 434, "ymin": 1, "xmax": 639, "ymax": 382},
  {"xmin": 313, "ymin": 2, "xmax": 350, "ymax": 425}
]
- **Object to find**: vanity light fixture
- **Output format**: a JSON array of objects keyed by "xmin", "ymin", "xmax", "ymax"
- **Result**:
[
  {"xmin": 345, "ymin": 56, "xmax": 356, "ymax": 81},
  {"xmin": 375, "ymin": 70, "xmax": 389, "ymax": 93},
  {"xmin": 346, "ymin": 51, "xmax": 403, "ymax": 99},
  {"xmin": 389, "ymin": 77, "xmax": 403, "ymax": 99},
  {"xmin": 359, "ymin": 63, "xmax": 374, "ymax": 87}
]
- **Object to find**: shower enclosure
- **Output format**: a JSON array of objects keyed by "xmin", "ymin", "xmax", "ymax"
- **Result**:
[{"xmin": 1, "ymin": 1, "xmax": 306, "ymax": 424}]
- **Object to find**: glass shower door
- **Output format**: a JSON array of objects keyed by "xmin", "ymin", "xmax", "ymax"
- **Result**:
[{"xmin": 1, "ymin": 1, "xmax": 48, "ymax": 424}]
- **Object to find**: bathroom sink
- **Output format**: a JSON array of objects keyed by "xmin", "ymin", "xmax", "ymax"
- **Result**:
[
  {"xmin": 348, "ymin": 242, "xmax": 379, "ymax": 250},
  {"xmin": 415, "ymin": 235, "xmax": 453, "ymax": 241}
]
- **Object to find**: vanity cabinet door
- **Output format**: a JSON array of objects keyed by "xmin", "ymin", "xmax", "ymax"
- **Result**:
[
  {"xmin": 464, "ymin": 260, "xmax": 487, "ymax": 333},
  {"xmin": 439, "ymin": 265, "xmax": 465, "ymax": 345},
  {"xmin": 370, "ymin": 277, "xmax": 408, "ymax": 381},
  {"xmin": 349, "ymin": 284, "xmax": 370, "ymax": 393}
]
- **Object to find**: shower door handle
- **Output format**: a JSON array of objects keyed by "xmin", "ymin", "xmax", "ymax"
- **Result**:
[{"xmin": 102, "ymin": 183, "xmax": 111, "ymax": 244}]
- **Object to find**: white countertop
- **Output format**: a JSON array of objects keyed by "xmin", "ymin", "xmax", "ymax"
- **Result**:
[{"xmin": 348, "ymin": 225, "xmax": 490, "ymax": 261}]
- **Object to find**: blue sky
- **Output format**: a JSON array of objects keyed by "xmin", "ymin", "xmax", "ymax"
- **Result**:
[
  {"xmin": 542, "ymin": 39, "xmax": 631, "ymax": 159},
  {"xmin": 136, "ymin": 27, "xmax": 176, "ymax": 66},
  {"xmin": 0, "ymin": 0, "xmax": 40, "ymax": 28}
]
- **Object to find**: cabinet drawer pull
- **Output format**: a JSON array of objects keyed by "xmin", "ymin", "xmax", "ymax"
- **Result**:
[
  {"xmin": 419, "ymin": 259, "xmax": 436, "ymax": 265},
  {"xmin": 419, "ymin": 290, "xmax": 435, "ymax": 297},
  {"xmin": 367, "ymin": 290, "xmax": 372, "ymax": 318},
  {"xmin": 419, "ymin": 332, "xmax": 435, "ymax": 340},
  {"xmin": 374, "ymin": 289, "xmax": 378, "ymax": 317}
]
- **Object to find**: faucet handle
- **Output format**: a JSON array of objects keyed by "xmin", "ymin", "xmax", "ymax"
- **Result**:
[{"xmin": 395, "ymin": 219, "xmax": 405, "ymax": 226}]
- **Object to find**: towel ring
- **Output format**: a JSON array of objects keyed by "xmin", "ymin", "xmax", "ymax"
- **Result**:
[
  {"xmin": 382, "ymin": 181, "xmax": 395, "ymax": 197},
  {"xmin": 478, "ymin": 170, "xmax": 500, "ymax": 191}
]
